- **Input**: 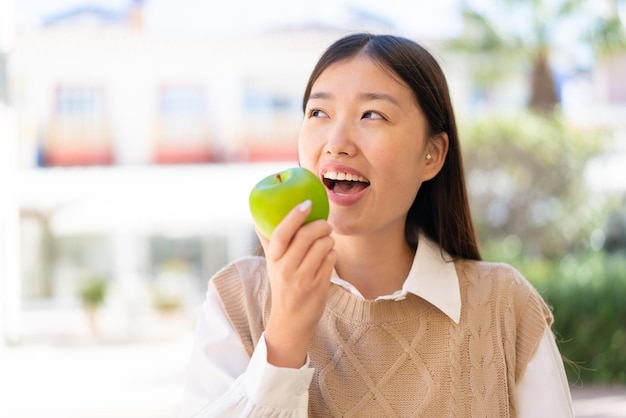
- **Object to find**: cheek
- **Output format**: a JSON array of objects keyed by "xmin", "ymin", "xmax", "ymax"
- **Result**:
[
  {"xmin": 378, "ymin": 149, "xmax": 423, "ymax": 191},
  {"xmin": 298, "ymin": 121, "xmax": 325, "ymax": 154},
  {"xmin": 297, "ymin": 131, "xmax": 317, "ymax": 169}
]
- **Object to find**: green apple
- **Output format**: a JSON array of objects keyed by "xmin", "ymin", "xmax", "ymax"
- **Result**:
[{"xmin": 249, "ymin": 166, "xmax": 330, "ymax": 239}]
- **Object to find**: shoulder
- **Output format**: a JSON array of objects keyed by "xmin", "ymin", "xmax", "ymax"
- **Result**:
[
  {"xmin": 456, "ymin": 259, "xmax": 535, "ymax": 293},
  {"xmin": 217, "ymin": 255, "xmax": 267, "ymax": 275},
  {"xmin": 210, "ymin": 256, "xmax": 267, "ymax": 285},
  {"xmin": 207, "ymin": 256, "xmax": 270, "ymax": 356},
  {"xmin": 456, "ymin": 260, "xmax": 554, "ymax": 381},
  {"xmin": 455, "ymin": 259, "xmax": 553, "ymax": 323},
  {"xmin": 209, "ymin": 256, "xmax": 269, "ymax": 299}
]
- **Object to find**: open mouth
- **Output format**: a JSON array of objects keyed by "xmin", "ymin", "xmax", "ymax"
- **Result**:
[{"xmin": 322, "ymin": 171, "xmax": 370, "ymax": 195}]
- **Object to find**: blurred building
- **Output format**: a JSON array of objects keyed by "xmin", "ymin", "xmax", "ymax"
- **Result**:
[
  {"xmin": 3, "ymin": 0, "xmax": 399, "ymax": 343},
  {"xmin": 12, "ymin": 11, "xmax": 340, "ymax": 167},
  {"xmin": 3, "ymin": 0, "xmax": 626, "ymax": 344}
]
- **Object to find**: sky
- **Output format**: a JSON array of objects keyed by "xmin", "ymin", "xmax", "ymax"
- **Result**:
[{"xmin": 13, "ymin": 0, "xmax": 464, "ymax": 39}]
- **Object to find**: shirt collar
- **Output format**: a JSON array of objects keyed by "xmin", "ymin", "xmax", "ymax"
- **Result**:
[{"xmin": 330, "ymin": 234, "xmax": 461, "ymax": 324}]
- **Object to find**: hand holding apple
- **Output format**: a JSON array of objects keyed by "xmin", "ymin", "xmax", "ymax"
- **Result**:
[{"xmin": 249, "ymin": 167, "xmax": 330, "ymax": 239}]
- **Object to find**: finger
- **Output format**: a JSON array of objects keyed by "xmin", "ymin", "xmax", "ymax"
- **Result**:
[
  {"xmin": 267, "ymin": 200, "xmax": 313, "ymax": 260},
  {"xmin": 297, "ymin": 234, "xmax": 335, "ymax": 277},
  {"xmin": 277, "ymin": 219, "xmax": 333, "ymax": 272},
  {"xmin": 316, "ymin": 249, "xmax": 336, "ymax": 283}
]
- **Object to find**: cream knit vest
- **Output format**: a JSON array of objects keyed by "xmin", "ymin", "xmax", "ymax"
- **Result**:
[{"xmin": 212, "ymin": 256, "xmax": 553, "ymax": 418}]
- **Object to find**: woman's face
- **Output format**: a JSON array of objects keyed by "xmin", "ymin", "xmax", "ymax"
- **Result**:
[{"xmin": 299, "ymin": 55, "xmax": 439, "ymax": 238}]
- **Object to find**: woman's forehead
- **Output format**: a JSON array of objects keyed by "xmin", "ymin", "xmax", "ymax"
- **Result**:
[
  {"xmin": 309, "ymin": 55, "xmax": 418, "ymax": 110},
  {"xmin": 312, "ymin": 56, "xmax": 408, "ymax": 93}
]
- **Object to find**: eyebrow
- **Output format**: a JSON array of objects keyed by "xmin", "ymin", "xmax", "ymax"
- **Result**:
[
  {"xmin": 307, "ymin": 92, "xmax": 331, "ymax": 102},
  {"xmin": 307, "ymin": 91, "xmax": 401, "ymax": 108},
  {"xmin": 359, "ymin": 92, "xmax": 401, "ymax": 108}
]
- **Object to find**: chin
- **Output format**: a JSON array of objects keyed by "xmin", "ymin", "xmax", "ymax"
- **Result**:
[{"xmin": 327, "ymin": 214, "xmax": 362, "ymax": 237}]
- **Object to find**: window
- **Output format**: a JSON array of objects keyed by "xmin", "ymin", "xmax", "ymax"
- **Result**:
[
  {"xmin": 146, "ymin": 235, "xmax": 228, "ymax": 304},
  {"xmin": 239, "ymin": 78, "xmax": 301, "ymax": 162},
  {"xmin": 45, "ymin": 84, "xmax": 112, "ymax": 166},
  {"xmin": 154, "ymin": 85, "xmax": 212, "ymax": 163}
]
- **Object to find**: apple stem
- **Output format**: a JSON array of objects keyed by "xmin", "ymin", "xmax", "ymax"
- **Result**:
[{"xmin": 276, "ymin": 174, "xmax": 283, "ymax": 183}]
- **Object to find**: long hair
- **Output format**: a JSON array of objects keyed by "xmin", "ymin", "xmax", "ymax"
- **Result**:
[{"xmin": 302, "ymin": 33, "xmax": 481, "ymax": 261}]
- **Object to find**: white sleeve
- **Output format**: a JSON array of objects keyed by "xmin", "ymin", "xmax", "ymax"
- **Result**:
[
  {"xmin": 516, "ymin": 326, "xmax": 574, "ymax": 418},
  {"xmin": 180, "ymin": 280, "xmax": 314, "ymax": 418}
]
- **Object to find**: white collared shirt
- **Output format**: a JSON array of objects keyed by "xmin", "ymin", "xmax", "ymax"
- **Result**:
[
  {"xmin": 181, "ymin": 236, "xmax": 574, "ymax": 417},
  {"xmin": 330, "ymin": 235, "xmax": 461, "ymax": 323}
]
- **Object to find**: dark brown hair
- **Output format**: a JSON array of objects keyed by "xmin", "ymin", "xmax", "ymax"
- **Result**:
[{"xmin": 302, "ymin": 33, "xmax": 481, "ymax": 260}]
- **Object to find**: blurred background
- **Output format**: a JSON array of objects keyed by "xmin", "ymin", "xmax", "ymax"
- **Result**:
[{"xmin": 0, "ymin": 0, "xmax": 625, "ymax": 417}]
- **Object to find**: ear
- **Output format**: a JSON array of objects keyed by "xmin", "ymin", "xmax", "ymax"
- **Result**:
[{"xmin": 422, "ymin": 132, "xmax": 449, "ymax": 182}]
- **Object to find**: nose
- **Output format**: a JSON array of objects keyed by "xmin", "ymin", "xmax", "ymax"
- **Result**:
[{"xmin": 323, "ymin": 120, "xmax": 356, "ymax": 157}]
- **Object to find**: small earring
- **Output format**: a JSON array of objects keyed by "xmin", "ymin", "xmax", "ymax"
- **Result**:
[{"xmin": 426, "ymin": 154, "xmax": 432, "ymax": 160}]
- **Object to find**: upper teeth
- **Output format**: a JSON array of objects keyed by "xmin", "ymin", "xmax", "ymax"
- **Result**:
[{"xmin": 323, "ymin": 171, "xmax": 368, "ymax": 182}]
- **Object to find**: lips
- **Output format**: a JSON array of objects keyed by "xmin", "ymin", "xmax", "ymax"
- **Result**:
[{"xmin": 322, "ymin": 170, "xmax": 370, "ymax": 196}]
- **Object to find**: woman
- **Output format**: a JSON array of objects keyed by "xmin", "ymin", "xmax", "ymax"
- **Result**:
[{"xmin": 181, "ymin": 33, "xmax": 574, "ymax": 417}]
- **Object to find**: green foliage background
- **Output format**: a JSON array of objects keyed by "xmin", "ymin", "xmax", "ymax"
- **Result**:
[
  {"xmin": 461, "ymin": 112, "xmax": 607, "ymax": 258},
  {"xmin": 78, "ymin": 277, "xmax": 107, "ymax": 307},
  {"xmin": 460, "ymin": 111, "xmax": 626, "ymax": 384},
  {"xmin": 538, "ymin": 252, "xmax": 626, "ymax": 384}
]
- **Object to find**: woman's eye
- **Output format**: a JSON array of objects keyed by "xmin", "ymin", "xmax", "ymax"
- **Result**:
[
  {"xmin": 309, "ymin": 109, "xmax": 328, "ymax": 118},
  {"xmin": 362, "ymin": 111, "xmax": 384, "ymax": 120}
]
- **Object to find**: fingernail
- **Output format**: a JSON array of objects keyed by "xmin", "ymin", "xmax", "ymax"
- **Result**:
[{"xmin": 298, "ymin": 200, "xmax": 312, "ymax": 212}]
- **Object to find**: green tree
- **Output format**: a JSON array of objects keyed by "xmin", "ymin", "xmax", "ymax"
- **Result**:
[
  {"xmin": 460, "ymin": 112, "xmax": 608, "ymax": 259},
  {"xmin": 450, "ymin": 0, "xmax": 626, "ymax": 115}
]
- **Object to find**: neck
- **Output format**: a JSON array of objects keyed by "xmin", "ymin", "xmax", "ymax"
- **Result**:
[{"xmin": 333, "ymin": 230, "xmax": 415, "ymax": 300}]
